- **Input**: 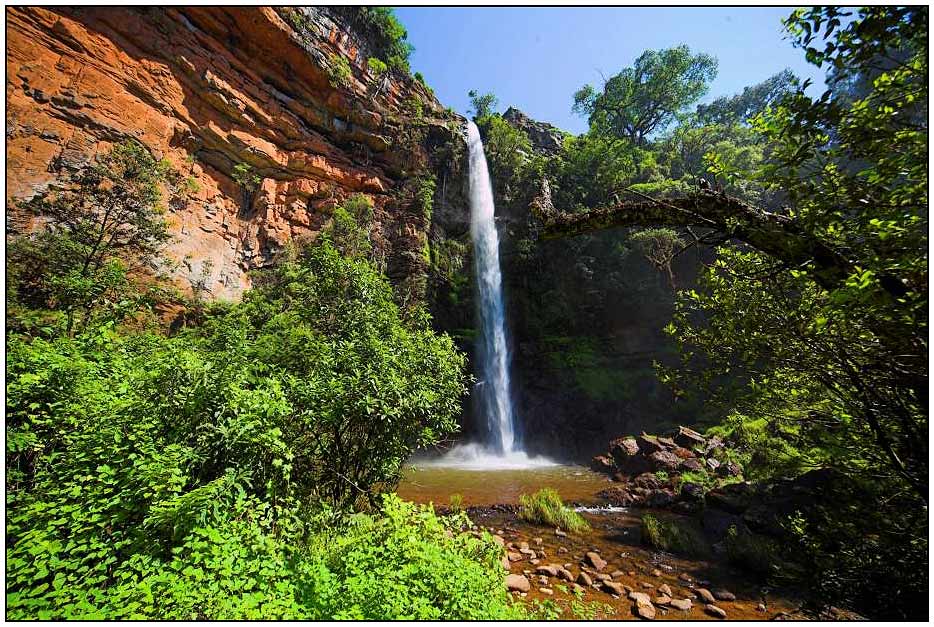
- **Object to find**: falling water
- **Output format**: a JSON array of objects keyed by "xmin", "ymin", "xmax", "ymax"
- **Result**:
[
  {"xmin": 467, "ymin": 120, "xmax": 517, "ymax": 454},
  {"xmin": 412, "ymin": 121, "xmax": 554, "ymax": 470}
]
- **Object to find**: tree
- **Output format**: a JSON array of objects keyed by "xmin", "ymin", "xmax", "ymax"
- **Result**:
[
  {"xmin": 467, "ymin": 89, "xmax": 498, "ymax": 120},
  {"xmin": 572, "ymin": 45, "xmax": 718, "ymax": 144},
  {"xmin": 696, "ymin": 69, "xmax": 798, "ymax": 124},
  {"xmin": 9, "ymin": 141, "xmax": 176, "ymax": 335}
]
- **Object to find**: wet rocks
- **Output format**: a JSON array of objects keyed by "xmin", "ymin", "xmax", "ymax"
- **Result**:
[
  {"xmin": 577, "ymin": 571, "xmax": 593, "ymax": 586},
  {"xmin": 636, "ymin": 434, "xmax": 665, "ymax": 455},
  {"xmin": 680, "ymin": 457, "xmax": 704, "ymax": 473},
  {"xmin": 634, "ymin": 603, "xmax": 656, "ymax": 620},
  {"xmin": 603, "ymin": 581, "xmax": 625, "ymax": 596},
  {"xmin": 535, "ymin": 565, "xmax": 558, "ymax": 577},
  {"xmin": 713, "ymin": 589, "xmax": 736, "ymax": 601},
  {"xmin": 585, "ymin": 551, "xmax": 607, "ymax": 571},
  {"xmin": 609, "ymin": 437, "xmax": 640, "ymax": 460},
  {"xmin": 505, "ymin": 574, "xmax": 530, "ymax": 592},
  {"xmin": 658, "ymin": 584, "xmax": 672, "ymax": 597},
  {"xmin": 705, "ymin": 604, "xmax": 727, "ymax": 618},
  {"xmin": 674, "ymin": 426, "xmax": 706, "ymax": 449},
  {"xmin": 654, "ymin": 595, "xmax": 671, "ymax": 606},
  {"xmin": 649, "ymin": 450, "xmax": 682, "ymax": 472},
  {"xmin": 670, "ymin": 598, "xmax": 693, "ymax": 611},
  {"xmin": 591, "ymin": 455, "xmax": 616, "ymax": 473},
  {"xmin": 696, "ymin": 588, "xmax": 717, "ymax": 604}
]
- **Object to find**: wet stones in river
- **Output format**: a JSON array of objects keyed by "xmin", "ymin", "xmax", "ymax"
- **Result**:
[
  {"xmin": 658, "ymin": 584, "xmax": 672, "ymax": 597},
  {"xmin": 713, "ymin": 589, "xmax": 736, "ymax": 601},
  {"xmin": 585, "ymin": 551, "xmax": 607, "ymax": 571},
  {"xmin": 577, "ymin": 571, "xmax": 593, "ymax": 586},
  {"xmin": 629, "ymin": 591, "xmax": 656, "ymax": 619},
  {"xmin": 535, "ymin": 564, "xmax": 558, "ymax": 577},
  {"xmin": 654, "ymin": 595, "xmax": 672, "ymax": 606},
  {"xmin": 669, "ymin": 598, "xmax": 693, "ymax": 611},
  {"xmin": 696, "ymin": 588, "xmax": 717, "ymax": 604},
  {"xmin": 603, "ymin": 581, "xmax": 625, "ymax": 596},
  {"xmin": 507, "ymin": 551, "xmax": 523, "ymax": 562},
  {"xmin": 505, "ymin": 574, "xmax": 530, "ymax": 592},
  {"xmin": 705, "ymin": 604, "xmax": 727, "ymax": 618}
]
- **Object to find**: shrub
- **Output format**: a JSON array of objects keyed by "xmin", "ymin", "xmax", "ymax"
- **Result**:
[
  {"xmin": 518, "ymin": 488, "xmax": 590, "ymax": 533},
  {"xmin": 327, "ymin": 53, "xmax": 352, "ymax": 88},
  {"xmin": 723, "ymin": 524, "xmax": 782, "ymax": 579},
  {"xmin": 640, "ymin": 514, "xmax": 710, "ymax": 557},
  {"xmin": 367, "ymin": 56, "xmax": 388, "ymax": 77},
  {"xmin": 449, "ymin": 493, "xmax": 464, "ymax": 514},
  {"xmin": 298, "ymin": 495, "xmax": 525, "ymax": 619}
]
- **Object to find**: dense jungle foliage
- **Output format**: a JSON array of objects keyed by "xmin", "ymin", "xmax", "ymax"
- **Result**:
[
  {"xmin": 4, "ymin": 144, "xmax": 535, "ymax": 619},
  {"xmin": 473, "ymin": 6, "xmax": 927, "ymax": 620}
]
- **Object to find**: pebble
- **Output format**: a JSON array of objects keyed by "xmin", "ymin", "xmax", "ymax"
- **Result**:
[
  {"xmin": 577, "ymin": 571, "xmax": 593, "ymax": 586},
  {"xmin": 696, "ymin": 588, "xmax": 717, "ymax": 604},
  {"xmin": 540, "ymin": 587, "xmax": 554, "ymax": 595},
  {"xmin": 658, "ymin": 584, "xmax": 672, "ymax": 596},
  {"xmin": 705, "ymin": 604, "xmax": 727, "ymax": 619},
  {"xmin": 713, "ymin": 589, "xmax": 736, "ymax": 601},
  {"xmin": 507, "ymin": 551, "xmax": 523, "ymax": 562},
  {"xmin": 654, "ymin": 595, "xmax": 672, "ymax": 606},
  {"xmin": 640, "ymin": 581, "xmax": 655, "ymax": 589},
  {"xmin": 536, "ymin": 565, "xmax": 558, "ymax": 577}
]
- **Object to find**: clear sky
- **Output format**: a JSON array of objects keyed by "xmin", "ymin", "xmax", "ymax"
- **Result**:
[{"xmin": 395, "ymin": 7, "xmax": 829, "ymax": 135}]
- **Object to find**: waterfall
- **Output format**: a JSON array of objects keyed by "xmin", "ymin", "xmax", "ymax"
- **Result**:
[
  {"xmin": 419, "ymin": 121, "xmax": 554, "ymax": 470},
  {"xmin": 467, "ymin": 120, "xmax": 517, "ymax": 454}
]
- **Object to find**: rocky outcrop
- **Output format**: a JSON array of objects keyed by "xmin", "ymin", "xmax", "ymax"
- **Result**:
[
  {"xmin": 6, "ymin": 6, "xmax": 469, "ymax": 301},
  {"xmin": 502, "ymin": 107, "xmax": 565, "ymax": 155}
]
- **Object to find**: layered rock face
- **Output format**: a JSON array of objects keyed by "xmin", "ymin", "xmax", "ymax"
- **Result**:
[{"xmin": 6, "ymin": 6, "xmax": 469, "ymax": 300}]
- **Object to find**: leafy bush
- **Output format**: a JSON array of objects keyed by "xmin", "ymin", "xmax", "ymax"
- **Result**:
[
  {"xmin": 723, "ymin": 524, "xmax": 783, "ymax": 579},
  {"xmin": 518, "ymin": 488, "xmax": 590, "ymax": 533},
  {"xmin": 298, "ymin": 495, "xmax": 525, "ymax": 619},
  {"xmin": 640, "ymin": 514, "xmax": 710, "ymax": 557},
  {"xmin": 367, "ymin": 56, "xmax": 388, "ymax": 76},
  {"xmin": 326, "ymin": 53, "xmax": 352, "ymax": 88}
]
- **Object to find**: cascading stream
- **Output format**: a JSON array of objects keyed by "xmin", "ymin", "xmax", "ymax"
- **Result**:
[{"xmin": 466, "ymin": 120, "xmax": 517, "ymax": 454}]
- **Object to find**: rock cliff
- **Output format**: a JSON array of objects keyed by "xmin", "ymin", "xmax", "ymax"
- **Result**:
[{"xmin": 6, "ymin": 6, "xmax": 470, "ymax": 301}]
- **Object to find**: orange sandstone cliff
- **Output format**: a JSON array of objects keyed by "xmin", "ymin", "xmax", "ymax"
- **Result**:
[{"xmin": 6, "ymin": 6, "xmax": 470, "ymax": 301}]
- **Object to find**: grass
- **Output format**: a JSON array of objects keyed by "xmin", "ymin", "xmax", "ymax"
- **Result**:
[
  {"xmin": 448, "ymin": 493, "xmax": 464, "ymax": 514},
  {"xmin": 518, "ymin": 488, "xmax": 590, "ymax": 534},
  {"xmin": 640, "ymin": 513, "xmax": 710, "ymax": 557}
]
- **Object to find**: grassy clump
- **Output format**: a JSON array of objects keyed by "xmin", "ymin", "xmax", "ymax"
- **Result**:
[
  {"xmin": 640, "ymin": 514, "xmax": 710, "ymax": 557},
  {"xmin": 518, "ymin": 488, "xmax": 590, "ymax": 534}
]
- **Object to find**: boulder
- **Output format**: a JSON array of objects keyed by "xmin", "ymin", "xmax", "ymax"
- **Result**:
[
  {"xmin": 609, "ymin": 437, "xmax": 640, "ymax": 460},
  {"xmin": 680, "ymin": 458, "xmax": 704, "ymax": 472},
  {"xmin": 586, "ymin": 551, "xmax": 607, "ymax": 571},
  {"xmin": 649, "ymin": 450, "xmax": 682, "ymax": 471},
  {"xmin": 674, "ymin": 426, "xmax": 706, "ymax": 449},
  {"xmin": 597, "ymin": 486, "xmax": 638, "ymax": 507},
  {"xmin": 619, "ymin": 454, "xmax": 654, "ymax": 476},
  {"xmin": 505, "ymin": 574, "xmax": 530, "ymax": 592},
  {"xmin": 717, "ymin": 461, "xmax": 743, "ymax": 478},
  {"xmin": 645, "ymin": 489, "xmax": 677, "ymax": 508},
  {"xmin": 591, "ymin": 455, "xmax": 616, "ymax": 474},
  {"xmin": 636, "ymin": 434, "xmax": 665, "ymax": 455},
  {"xmin": 672, "ymin": 446, "xmax": 695, "ymax": 460},
  {"xmin": 632, "ymin": 473, "xmax": 664, "ymax": 490},
  {"xmin": 681, "ymin": 482, "xmax": 705, "ymax": 501}
]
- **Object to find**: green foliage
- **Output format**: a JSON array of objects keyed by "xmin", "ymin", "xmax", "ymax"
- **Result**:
[
  {"xmin": 356, "ymin": 7, "xmax": 413, "ymax": 73},
  {"xmin": 448, "ymin": 493, "xmax": 464, "ymax": 514},
  {"xmin": 696, "ymin": 69, "xmax": 798, "ymax": 125},
  {"xmin": 573, "ymin": 45, "xmax": 718, "ymax": 143},
  {"xmin": 326, "ymin": 53, "xmax": 353, "ymax": 88},
  {"xmin": 517, "ymin": 489, "xmax": 590, "ymax": 534},
  {"xmin": 231, "ymin": 162, "xmax": 260, "ymax": 192},
  {"xmin": 298, "ymin": 495, "xmax": 525, "ymax": 619},
  {"xmin": 9, "ymin": 141, "xmax": 175, "ymax": 336},
  {"xmin": 467, "ymin": 89, "xmax": 498, "ymax": 119},
  {"xmin": 322, "ymin": 193, "xmax": 375, "ymax": 261},
  {"xmin": 475, "ymin": 114, "xmax": 532, "ymax": 197},
  {"xmin": 640, "ymin": 514, "xmax": 710, "ymax": 557},
  {"xmin": 367, "ymin": 56, "xmax": 388, "ymax": 77}
]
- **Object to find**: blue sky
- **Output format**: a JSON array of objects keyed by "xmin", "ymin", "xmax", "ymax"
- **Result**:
[{"xmin": 395, "ymin": 7, "xmax": 829, "ymax": 135}]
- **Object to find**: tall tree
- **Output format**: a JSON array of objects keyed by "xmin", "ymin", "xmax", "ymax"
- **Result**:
[{"xmin": 572, "ymin": 45, "xmax": 718, "ymax": 144}]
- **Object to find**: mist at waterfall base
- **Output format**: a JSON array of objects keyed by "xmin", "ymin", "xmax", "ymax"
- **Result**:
[{"xmin": 421, "ymin": 122, "xmax": 554, "ymax": 471}]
